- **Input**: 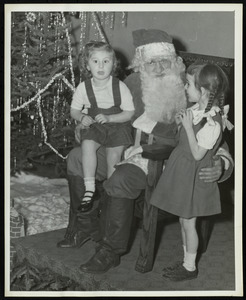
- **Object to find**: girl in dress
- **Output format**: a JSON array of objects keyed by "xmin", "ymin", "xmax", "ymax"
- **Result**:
[
  {"xmin": 150, "ymin": 63, "xmax": 232, "ymax": 281},
  {"xmin": 70, "ymin": 41, "xmax": 135, "ymax": 213}
]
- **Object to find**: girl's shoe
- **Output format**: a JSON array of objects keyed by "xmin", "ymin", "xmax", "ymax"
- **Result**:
[
  {"xmin": 162, "ymin": 261, "xmax": 183, "ymax": 276},
  {"xmin": 162, "ymin": 263, "xmax": 198, "ymax": 281},
  {"xmin": 77, "ymin": 191, "xmax": 95, "ymax": 213}
]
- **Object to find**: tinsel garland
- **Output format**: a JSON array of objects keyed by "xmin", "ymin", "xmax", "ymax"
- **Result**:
[
  {"xmin": 11, "ymin": 72, "xmax": 75, "ymax": 160},
  {"xmin": 11, "ymin": 72, "xmax": 74, "ymax": 112}
]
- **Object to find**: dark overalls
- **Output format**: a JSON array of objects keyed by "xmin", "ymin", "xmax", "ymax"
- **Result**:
[{"xmin": 80, "ymin": 77, "xmax": 133, "ymax": 148}]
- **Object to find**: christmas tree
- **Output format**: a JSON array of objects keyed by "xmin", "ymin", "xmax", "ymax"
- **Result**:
[{"xmin": 11, "ymin": 12, "xmax": 79, "ymax": 175}]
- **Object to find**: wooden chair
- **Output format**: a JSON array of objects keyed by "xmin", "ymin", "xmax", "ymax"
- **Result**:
[{"xmin": 134, "ymin": 52, "xmax": 234, "ymax": 273}]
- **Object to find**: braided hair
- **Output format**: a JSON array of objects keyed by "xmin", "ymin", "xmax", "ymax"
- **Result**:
[{"xmin": 187, "ymin": 62, "xmax": 229, "ymax": 126}]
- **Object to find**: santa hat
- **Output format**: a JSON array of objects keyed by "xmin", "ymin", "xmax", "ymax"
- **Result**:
[{"xmin": 132, "ymin": 29, "xmax": 176, "ymax": 59}]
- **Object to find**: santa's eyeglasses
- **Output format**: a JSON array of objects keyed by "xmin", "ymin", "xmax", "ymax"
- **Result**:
[{"xmin": 145, "ymin": 59, "xmax": 171, "ymax": 69}]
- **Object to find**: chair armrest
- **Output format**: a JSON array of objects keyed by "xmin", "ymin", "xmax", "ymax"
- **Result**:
[{"xmin": 142, "ymin": 144, "xmax": 175, "ymax": 161}]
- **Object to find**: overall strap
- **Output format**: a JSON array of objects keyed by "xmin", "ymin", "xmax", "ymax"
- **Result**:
[
  {"xmin": 112, "ymin": 77, "xmax": 121, "ymax": 107},
  {"xmin": 84, "ymin": 79, "xmax": 98, "ymax": 108}
]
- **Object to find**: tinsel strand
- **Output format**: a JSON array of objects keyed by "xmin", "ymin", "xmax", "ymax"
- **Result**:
[
  {"xmin": 61, "ymin": 12, "xmax": 75, "ymax": 88},
  {"xmin": 92, "ymin": 12, "xmax": 109, "ymax": 43},
  {"xmin": 37, "ymin": 96, "xmax": 68, "ymax": 160},
  {"xmin": 121, "ymin": 12, "xmax": 128, "ymax": 27}
]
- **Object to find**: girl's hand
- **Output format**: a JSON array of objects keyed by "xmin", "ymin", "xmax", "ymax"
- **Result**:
[
  {"xmin": 81, "ymin": 115, "xmax": 94, "ymax": 127},
  {"xmin": 175, "ymin": 112, "xmax": 182, "ymax": 125},
  {"xmin": 95, "ymin": 114, "xmax": 109, "ymax": 124},
  {"xmin": 180, "ymin": 109, "xmax": 193, "ymax": 131}
]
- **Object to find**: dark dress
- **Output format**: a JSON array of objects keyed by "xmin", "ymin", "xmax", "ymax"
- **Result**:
[{"xmin": 150, "ymin": 111, "xmax": 222, "ymax": 218}]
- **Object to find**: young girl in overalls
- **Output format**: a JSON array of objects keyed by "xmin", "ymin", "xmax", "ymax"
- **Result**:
[
  {"xmin": 150, "ymin": 63, "xmax": 233, "ymax": 281},
  {"xmin": 70, "ymin": 41, "xmax": 135, "ymax": 213}
]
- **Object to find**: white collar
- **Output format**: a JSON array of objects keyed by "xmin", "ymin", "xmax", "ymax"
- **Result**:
[{"xmin": 189, "ymin": 103, "xmax": 220, "ymax": 125}]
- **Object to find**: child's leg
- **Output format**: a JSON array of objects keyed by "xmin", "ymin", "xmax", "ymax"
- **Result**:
[
  {"xmin": 82, "ymin": 139, "xmax": 101, "ymax": 178},
  {"xmin": 79, "ymin": 140, "xmax": 101, "ymax": 212},
  {"xmin": 179, "ymin": 218, "xmax": 187, "ymax": 262},
  {"xmin": 162, "ymin": 218, "xmax": 186, "ymax": 273},
  {"xmin": 162, "ymin": 217, "xmax": 198, "ymax": 281},
  {"xmin": 181, "ymin": 217, "xmax": 198, "ymax": 271},
  {"xmin": 106, "ymin": 145, "xmax": 125, "ymax": 178}
]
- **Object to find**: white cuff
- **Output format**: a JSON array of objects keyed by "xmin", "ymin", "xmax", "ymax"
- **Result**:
[
  {"xmin": 124, "ymin": 145, "xmax": 143, "ymax": 160},
  {"xmin": 216, "ymin": 147, "xmax": 234, "ymax": 170},
  {"xmin": 221, "ymin": 157, "xmax": 229, "ymax": 170},
  {"xmin": 133, "ymin": 112, "xmax": 157, "ymax": 134}
]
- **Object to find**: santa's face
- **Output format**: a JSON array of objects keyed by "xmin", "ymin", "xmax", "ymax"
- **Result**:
[
  {"xmin": 143, "ymin": 56, "xmax": 171, "ymax": 77},
  {"xmin": 140, "ymin": 57, "xmax": 187, "ymax": 124}
]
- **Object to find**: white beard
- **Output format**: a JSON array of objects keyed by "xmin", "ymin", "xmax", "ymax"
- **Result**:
[{"xmin": 140, "ymin": 69, "xmax": 187, "ymax": 124}]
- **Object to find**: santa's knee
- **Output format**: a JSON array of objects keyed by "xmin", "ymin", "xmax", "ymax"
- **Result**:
[
  {"xmin": 67, "ymin": 147, "xmax": 83, "ymax": 177},
  {"xmin": 103, "ymin": 164, "xmax": 146, "ymax": 199}
]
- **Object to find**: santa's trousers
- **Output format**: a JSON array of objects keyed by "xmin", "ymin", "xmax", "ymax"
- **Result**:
[{"xmin": 65, "ymin": 146, "xmax": 147, "ymax": 255}]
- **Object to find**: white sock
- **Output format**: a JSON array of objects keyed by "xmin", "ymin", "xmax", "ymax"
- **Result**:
[
  {"xmin": 84, "ymin": 177, "xmax": 95, "ymax": 192},
  {"xmin": 183, "ymin": 252, "xmax": 197, "ymax": 272},
  {"xmin": 83, "ymin": 177, "xmax": 96, "ymax": 200},
  {"xmin": 82, "ymin": 177, "xmax": 96, "ymax": 203}
]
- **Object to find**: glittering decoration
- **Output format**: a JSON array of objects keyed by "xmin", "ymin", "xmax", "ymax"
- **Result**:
[
  {"xmin": 92, "ymin": 12, "xmax": 109, "ymax": 43},
  {"xmin": 11, "ymin": 71, "xmax": 74, "ymax": 158},
  {"xmin": 79, "ymin": 12, "xmax": 88, "ymax": 81},
  {"xmin": 37, "ymin": 95, "xmax": 68, "ymax": 160},
  {"xmin": 109, "ymin": 12, "xmax": 115, "ymax": 29},
  {"xmin": 11, "ymin": 72, "xmax": 74, "ymax": 112},
  {"xmin": 79, "ymin": 12, "xmax": 87, "ymax": 52},
  {"xmin": 22, "ymin": 16, "xmax": 28, "ymax": 71},
  {"xmin": 61, "ymin": 12, "xmax": 75, "ymax": 88},
  {"xmin": 121, "ymin": 12, "xmax": 128, "ymax": 27},
  {"xmin": 26, "ymin": 12, "xmax": 36, "ymax": 23}
]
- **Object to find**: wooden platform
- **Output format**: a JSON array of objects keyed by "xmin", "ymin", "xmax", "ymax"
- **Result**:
[
  {"xmin": 11, "ymin": 228, "xmax": 119, "ymax": 291},
  {"xmin": 9, "ymin": 203, "xmax": 236, "ymax": 293}
]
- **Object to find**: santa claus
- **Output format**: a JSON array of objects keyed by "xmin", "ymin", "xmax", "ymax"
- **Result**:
[{"xmin": 57, "ymin": 29, "xmax": 233, "ymax": 275}]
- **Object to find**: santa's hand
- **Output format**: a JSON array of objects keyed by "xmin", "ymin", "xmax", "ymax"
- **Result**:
[
  {"xmin": 132, "ymin": 112, "xmax": 157, "ymax": 134},
  {"xmin": 199, "ymin": 155, "xmax": 223, "ymax": 182},
  {"xmin": 95, "ymin": 114, "xmax": 109, "ymax": 124}
]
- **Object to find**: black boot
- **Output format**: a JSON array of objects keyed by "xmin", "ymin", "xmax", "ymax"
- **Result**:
[
  {"xmin": 57, "ymin": 175, "xmax": 96, "ymax": 248},
  {"xmin": 79, "ymin": 245, "xmax": 120, "ymax": 274},
  {"xmin": 103, "ymin": 196, "xmax": 135, "ymax": 254},
  {"xmin": 79, "ymin": 197, "xmax": 134, "ymax": 273},
  {"xmin": 57, "ymin": 230, "xmax": 78, "ymax": 248}
]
